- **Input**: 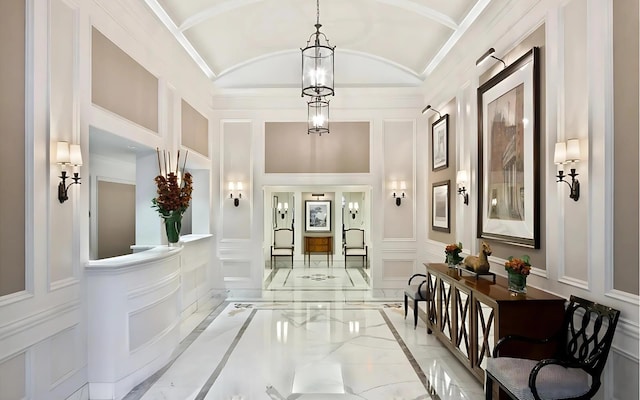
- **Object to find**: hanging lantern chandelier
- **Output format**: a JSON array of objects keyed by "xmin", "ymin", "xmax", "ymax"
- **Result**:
[
  {"xmin": 301, "ymin": 0, "xmax": 335, "ymax": 99},
  {"xmin": 307, "ymin": 97, "xmax": 330, "ymax": 136}
]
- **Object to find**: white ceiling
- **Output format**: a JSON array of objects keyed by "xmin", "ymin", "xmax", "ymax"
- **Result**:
[{"xmin": 143, "ymin": 0, "xmax": 494, "ymax": 89}]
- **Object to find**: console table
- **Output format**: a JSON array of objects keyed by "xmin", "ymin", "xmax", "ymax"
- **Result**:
[
  {"xmin": 304, "ymin": 236, "xmax": 333, "ymax": 265},
  {"xmin": 424, "ymin": 263, "xmax": 565, "ymax": 399}
]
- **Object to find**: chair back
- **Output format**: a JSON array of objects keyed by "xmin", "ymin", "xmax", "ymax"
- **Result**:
[
  {"xmin": 273, "ymin": 228, "xmax": 293, "ymax": 248},
  {"xmin": 344, "ymin": 229, "xmax": 364, "ymax": 249},
  {"xmin": 561, "ymin": 295, "xmax": 620, "ymax": 377}
]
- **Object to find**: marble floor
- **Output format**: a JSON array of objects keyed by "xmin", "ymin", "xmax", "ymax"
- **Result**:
[{"xmin": 124, "ymin": 261, "xmax": 485, "ymax": 400}]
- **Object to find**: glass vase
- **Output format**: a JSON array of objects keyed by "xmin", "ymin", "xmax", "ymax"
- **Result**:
[
  {"xmin": 507, "ymin": 271, "xmax": 527, "ymax": 294},
  {"xmin": 163, "ymin": 212, "xmax": 183, "ymax": 244}
]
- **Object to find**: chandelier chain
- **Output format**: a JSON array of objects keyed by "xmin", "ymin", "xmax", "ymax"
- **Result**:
[{"xmin": 316, "ymin": 0, "xmax": 320, "ymax": 26}]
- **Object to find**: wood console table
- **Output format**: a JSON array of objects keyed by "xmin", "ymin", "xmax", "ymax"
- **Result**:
[
  {"xmin": 304, "ymin": 236, "xmax": 333, "ymax": 265},
  {"xmin": 424, "ymin": 263, "xmax": 565, "ymax": 399}
]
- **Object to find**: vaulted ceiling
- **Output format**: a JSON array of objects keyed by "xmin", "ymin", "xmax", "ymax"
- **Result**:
[{"xmin": 143, "ymin": 0, "xmax": 495, "ymax": 89}]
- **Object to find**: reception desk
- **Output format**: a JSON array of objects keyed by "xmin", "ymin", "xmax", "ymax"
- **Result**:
[{"xmin": 85, "ymin": 235, "xmax": 216, "ymax": 399}]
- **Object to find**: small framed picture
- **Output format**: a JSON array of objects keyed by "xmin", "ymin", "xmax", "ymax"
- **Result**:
[
  {"xmin": 305, "ymin": 200, "xmax": 331, "ymax": 232},
  {"xmin": 432, "ymin": 180, "xmax": 450, "ymax": 232},
  {"xmin": 431, "ymin": 114, "xmax": 449, "ymax": 171}
]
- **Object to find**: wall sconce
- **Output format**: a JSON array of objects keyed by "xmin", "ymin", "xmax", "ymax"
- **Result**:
[
  {"xmin": 456, "ymin": 170, "xmax": 470, "ymax": 205},
  {"xmin": 476, "ymin": 47, "xmax": 507, "ymax": 68},
  {"xmin": 391, "ymin": 181, "xmax": 406, "ymax": 206},
  {"xmin": 228, "ymin": 181, "xmax": 243, "ymax": 206},
  {"xmin": 421, "ymin": 104, "xmax": 442, "ymax": 118},
  {"xmin": 554, "ymin": 138, "xmax": 580, "ymax": 201},
  {"xmin": 55, "ymin": 141, "xmax": 83, "ymax": 203},
  {"xmin": 348, "ymin": 202, "xmax": 359, "ymax": 219},
  {"xmin": 277, "ymin": 202, "xmax": 288, "ymax": 218}
]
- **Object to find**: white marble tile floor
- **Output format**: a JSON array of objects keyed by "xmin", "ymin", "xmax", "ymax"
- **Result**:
[{"xmin": 123, "ymin": 265, "xmax": 484, "ymax": 400}]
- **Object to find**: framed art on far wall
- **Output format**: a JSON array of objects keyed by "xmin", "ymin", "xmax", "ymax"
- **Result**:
[
  {"xmin": 432, "ymin": 180, "xmax": 450, "ymax": 233},
  {"xmin": 431, "ymin": 114, "xmax": 449, "ymax": 171},
  {"xmin": 477, "ymin": 47, "xmax": 540, "ymax": 248},
  {"xmin": 305, "ymin": 200, "xmax": 331, "ymax": 232}
]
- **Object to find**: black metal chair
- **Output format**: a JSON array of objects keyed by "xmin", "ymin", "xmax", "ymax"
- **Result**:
[
  {"xmin": 404, "ymin": 273, "xmax": 428, "ymax": 329},
  {"xmin": 485, "ymin": 295, "xmax": 620, "ymax": 400}
]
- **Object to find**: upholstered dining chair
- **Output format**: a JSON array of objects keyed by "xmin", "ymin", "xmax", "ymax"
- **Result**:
[
  {"xmin": 270, "ymin": 228, "xmax": 294, "ymax": 269},
  {"xmin": 404, "ymin": 273, "xmax": 428, "ymax": 329},
  {"xmin": 485, "ymin": 295, "xmax": 620, "ymax": 400},
  {"xmin": 343, "ymin": 228, "xmax": 367, "ymax": 268}
]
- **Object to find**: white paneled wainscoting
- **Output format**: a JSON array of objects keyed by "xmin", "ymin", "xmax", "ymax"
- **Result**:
[{"xmin": 85, "ymin": 235, "xmax": 223, "ymax": 400}]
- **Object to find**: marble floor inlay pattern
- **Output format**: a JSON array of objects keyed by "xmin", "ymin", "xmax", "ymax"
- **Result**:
[{"xmin": 124, "ymin": 264, "xmax": 484, "ymax": 400}]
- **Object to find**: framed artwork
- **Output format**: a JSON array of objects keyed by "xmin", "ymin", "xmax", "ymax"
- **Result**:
[
  {"xmin": 432, "ymin": 180, "xmax": 450, "ymax": 233},
  {"xmin": 305, "ymin": 200, "xmax": 331, "ymax": 232},
  {"xmin": 477, "ymin": 47, "xmax": 540, "ymax": 248},
  {"xmin": 431, "ymin": 114, "xmax": 449, "ymax": 171}
]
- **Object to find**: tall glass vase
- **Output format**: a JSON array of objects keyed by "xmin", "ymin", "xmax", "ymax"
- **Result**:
[
  {"xmin": 163, "ymin": 211, "xmax": 183, "ymax": 244},
  {"xmin": 507, "ymin": 271, "xmax": 527, "ymax": 293}
]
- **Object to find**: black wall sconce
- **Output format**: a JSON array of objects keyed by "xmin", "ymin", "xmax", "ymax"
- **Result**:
[
  {"xmin": 476, "ymin": 47, "xmax": 507, "ymax": 68},
  {"xmin": 55, "ymin": 141, "xmax": 83, "ymax": 203},
  {"xmin": 391, "ymin": 181, "xmax": 406, "ymax": 206},
  {"xmin": 348, "ymin": 202, "xmax": 359, "ymax": 219},
  {"xmin": 277, "ymin": 202, "xmax": 288, "ymax": 218},
  {"xmin": 456, "ymin": 170, "xmax": 469, "ymax": 205},
  {"xmin": 554, "ymin": 139, "xmax": 581, "ymax": 201},
  {"xmin": 228, "ymin": 181, "xmax": 243, "ymax": 206}
]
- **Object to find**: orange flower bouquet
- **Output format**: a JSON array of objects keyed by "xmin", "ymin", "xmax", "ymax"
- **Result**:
[
  {"xmin": 505, "ymin": 255, "xmax": 531, "ymax": 293},
  {"xmin": 444, "ymin": 242, "xmax": 464, "ymax": 266},
  {"xmin": 504, "ymin": 255, "xmax": 532, "ymax": 276}
]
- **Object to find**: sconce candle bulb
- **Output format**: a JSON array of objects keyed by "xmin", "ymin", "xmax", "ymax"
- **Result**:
[
  {"xmin": 554, "ymin": 139, "xmax": 580, "ymax": 201},
  {"xmin": 55, "ymin": 141, "xmax": 83, "ymax": 203},
  {"xmin": 277, "ymin": 202, "xmax": 288, "ymax": 218},
  {"xmin": 228, "ymin": 181, "xmax": 243, "ymax": 207},
  {"xmin": 456, "ymin": 170, "xmax": 469, "ymax": 205},
  {"xmin": 391, "ymin": 181, "xmax": 406, "ymax": 206},
  {"xmin": 348, "ymin": 201, "xmax": 359, "ymax": 219}
]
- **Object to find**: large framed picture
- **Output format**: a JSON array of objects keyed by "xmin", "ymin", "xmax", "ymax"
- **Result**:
[
  {"xmin": 431, "ymin": 114, "xmax": 449, "ymax": 171},
  {"xmin": 477, "ymin": 47, "xmax": 540, "ymax": 248},
  {"xmin": 432, "ymin": 180, "xmax": 450, "ymax": 232},
  {"xmin": 305, "ymin": 200, "xmax": 331, "ymax": 232}
]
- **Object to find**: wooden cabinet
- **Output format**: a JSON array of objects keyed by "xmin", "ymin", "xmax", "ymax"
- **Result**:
[
  {"xmin": 425, "ymin": 263, "xmax": 565, "ymax": 397},
  {"xmin": 304, "ymin": 236, "xmax": 333, "ymax": 265}
]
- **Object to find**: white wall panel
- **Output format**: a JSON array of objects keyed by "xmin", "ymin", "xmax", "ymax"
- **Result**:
[
  {"xmin": 221, "ymin": 120, "xmax": 252, "ymax": 240},
  {"xmin": 223, "ymin": 261, "xmax": 253, "ymax": 280},
  {"xmin": 382, "ymin": 120, "xmax": 416, "ymax": 240},
  {"xmin": 612, "ymin": 335, "xmax": 639, "ymax": 400},
  {"xmin": 560, "ymin": 0, "xmax": 589, "ymax": 284},
  {"xmin": 0, "ymin": 352, "xmax": 26, "ymax": 400},
  {"xmin": 50, "ymin": 327, "xmax": 80, "ymax": 387},
  {"xmin": 49, "ymin": 0, "xmax": 77, "ymax": 285},
  {"xmin": 129, "ymin": 289, "xmax": 180, "ymax": 352},
  {"xmin": 382, "ymin": 259, "xmax": 415, "ymax": 281}
]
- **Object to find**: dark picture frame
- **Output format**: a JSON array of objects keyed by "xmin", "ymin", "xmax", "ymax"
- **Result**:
[
  {"xmin": 431, "ymin": 114, "xmax": 449, "ymax": 171},
  {"xmin": 432, "ymin": 180, "xmax": 450, "ymax": 233},
  {"xmin": 477, "ymin": 47, "xmax": 540, "ymax": 248},
  {"xmin": 305, "ymin": 200, "xmax": 331, "ymax": 232}
]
